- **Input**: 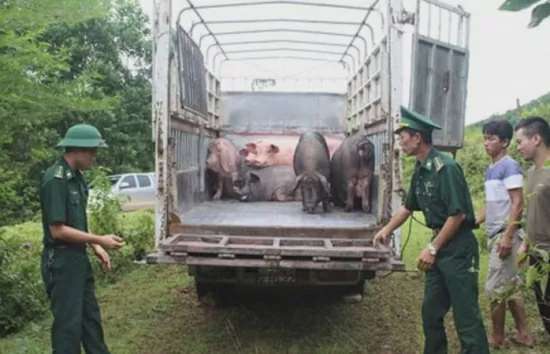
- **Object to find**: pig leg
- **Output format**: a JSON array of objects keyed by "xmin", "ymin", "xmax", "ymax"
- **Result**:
[
  {"xmin": 345, "ymin": 179, "xmax": 356, "ymax": 212},
  {"xmin": 213, "ymin": 177, "xmax": 223, "ymax": 200},
  {"xmin": 322, "ymin": 199, "xmax": 330, "ymax": 212},
  {"xmin": 274, "ymin": 188, "xmax": 295, "ymax": 202},
  {"xmin": 361, "ymin": 187, "xmax": 371, "ymax": 213},
  {"xmin": 361, "ymin": 174, "xmax": 373, "ymax": 213}
]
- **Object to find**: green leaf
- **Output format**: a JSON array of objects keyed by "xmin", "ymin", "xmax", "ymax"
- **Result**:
[
  {"xmin": 532, "ymin": 247, "xmax": 550, "ymax": 263},
  {"xmin": 500, "ymin": 0, "xmax": 541, "ymax": 11},
  {"xmin": 528, "ymin": 3, "xmax": 550, "ymax": 27},
  {"xmin": 541, "ymin": 264, "xmax": 550, "ymax": 297},
  {"xmin": 525, "ymin": 265, "xmax": 540, "ymax": 287}
]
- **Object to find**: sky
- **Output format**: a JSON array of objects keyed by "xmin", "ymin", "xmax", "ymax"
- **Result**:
[{"xmin": 138, "ymin": 0, "xmax": 550, "ymax": 124}]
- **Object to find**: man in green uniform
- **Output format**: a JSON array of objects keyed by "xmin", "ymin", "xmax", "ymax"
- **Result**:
[
  {"xmin": 373, "ymin": 107, "xmax": 489, "ymax": 354},
  {"xmin": 40, "ymin": 124, "xmax": 124, "ymax": 354}
]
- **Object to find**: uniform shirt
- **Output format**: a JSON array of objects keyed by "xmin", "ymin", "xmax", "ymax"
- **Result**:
[
  {"xmin": 484, "ymin": 155, "xmax": 523, "ymax": 238},
  {"xmin": 405, "ymin": 148, "xmax": 476, "ymax": 230},
  {"xmin": 40, "ymin": 158, "xmax": 89, "ymax": 248},
  {"xmin": 525, "ymin": 161, "xmax": 550, "ymax": 250}
]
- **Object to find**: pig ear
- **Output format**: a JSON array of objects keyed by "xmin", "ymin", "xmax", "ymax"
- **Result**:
[
  {"xmin": 316, "ymin": 172, "xmax": 331, "ymax": 195},
  {"xmin": 249, "ymin": 173, "xmax": 261, "ymax": 183},
  {"xmin": 245, "ymin": 143, "xmax": 257, "ymax": 152},
  {"xmin": 269, "ymin": 144, "xmax": 279, "ymax": 153},
  {"xmin": 292, "ymin": 174, "xmax": 304, "ymax": 194}
]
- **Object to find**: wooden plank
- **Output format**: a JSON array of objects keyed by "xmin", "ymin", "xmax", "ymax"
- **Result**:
[
  {"xmin": 165, "ymin": 234, "xmax": 375, "ymax": 247},
  {"xmin": 185, "ymin": 256, "xmax": 393, "ymax": 271},
  {"xmin": 170, "ymin": 223, "xmax": 380, "ymax": 239},
  {"xmin": 219, "ymin": 236, "xmax": 229, "ymax": 246},
  {"xmin": 163, "ymin": 242, "xmax": 391, "ymax": 259}
]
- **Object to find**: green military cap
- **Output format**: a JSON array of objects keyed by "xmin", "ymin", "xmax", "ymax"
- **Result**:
[
  {"xmin": 57, "ymin": 124, "xmax": 108, "ymax": 148},
  {"xmin": 395, "ymin": 106, "xmax": 442, "ymax": 134}
]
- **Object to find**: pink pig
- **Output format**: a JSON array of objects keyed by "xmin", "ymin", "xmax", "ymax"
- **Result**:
[
  {"xmin": 240, "ymin": 135, "xmax": 343, "ymax": 169},
  {"xmin": 206, "ymin": 138, "xmax": 242, "ymax": 200}
]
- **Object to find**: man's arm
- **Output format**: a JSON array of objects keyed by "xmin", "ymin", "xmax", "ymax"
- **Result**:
[
  {"xmin": 417, "ymin": 212, "xmax": 465, "ymax": 271},
  {"xmin": 431, "ymin": 213, "xmax": 466, "ymax": 251},
  {"xmin": 498, "ymin": 188, "xmax": 523, "ymax": 258},
  {"xmin": 372, "ymin": 206, "xmax": 412, "ymax": 245},
  {"xmin": 49, "ymin": 224, "xmax": 123, "ymax": 249},
  {"xmin": 475, "ymin": 207, "xmax": 486, "ymax": 226}
]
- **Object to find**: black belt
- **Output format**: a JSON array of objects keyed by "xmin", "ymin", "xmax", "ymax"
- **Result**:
[
  {"xmin": 44, "ymin": 244, "xmax": 86, "ymax": 252},
  {"xmin": 488, "ymin": 227, "xmax": 522, "ymax": 239}
]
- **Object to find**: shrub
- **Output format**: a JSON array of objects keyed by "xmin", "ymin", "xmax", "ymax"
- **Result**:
[
  {"xmin": 0, "ymin": 230, "xmax": 47, "ymax": 336},
  {"xmin": 88, "ymin": 170, "xmax": 154, "ymax": 283}
]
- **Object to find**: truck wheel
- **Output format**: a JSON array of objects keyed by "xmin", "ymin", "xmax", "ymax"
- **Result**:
[
  {"xmin": 195, "ymin": 280, "xmax": 235, "ymax": 307},
  {"xmin": 194, "ymin": 280, "xmax": 212, "ymax": 299}
]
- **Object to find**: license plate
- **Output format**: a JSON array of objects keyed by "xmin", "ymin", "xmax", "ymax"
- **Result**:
[{"xmin": 256, "ymin": 269, "xmax": 296, "ymax": 285}]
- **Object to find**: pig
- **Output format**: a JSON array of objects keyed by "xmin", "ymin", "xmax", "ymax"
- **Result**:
[
  {"xmin": 330, "ymin": 133, "xmax": 375, "ymax": 212},
  {"xmin": 293, "ymin": 132, "xmax": 331, "ymax": 213},
  {"xmin": 206, "ymin": 138, "xmax": 246, "ymax": 200},
  {"xmin": 240, "ymin": 139, "xmax": 295, "ymax": 168},
  {"xmin": 240, "ymin": 135, "xmax": 343, "ymax": 169},
  {"xmin": 238, "ymin": 166, "xmax": 298, "ymax": 202}
]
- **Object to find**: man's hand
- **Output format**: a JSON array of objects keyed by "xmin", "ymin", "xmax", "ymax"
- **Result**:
[
  {"xmin": 98, "ymin": 234, "xmax": 124, "ymax": 250},
  {"xmin": 372, "ymin": 229, "xmax": 391, "ymax": 247},
  {"xmin": 416, "ymin": 248, "xmax": 435, "ymax": 272},
  {"xmin": 497, "ymin": 235, "xmax": 513, "ymax": 259},
  {"xmin": 92, "ymin": 244, "xmax": 112, "ymax": 271}
]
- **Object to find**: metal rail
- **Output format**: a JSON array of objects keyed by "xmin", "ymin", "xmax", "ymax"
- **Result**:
[
  {"xmin": 178, "ymin": 0, "xmax": 384, "ymax": 24},
  {"xmin": 177, "ymin": 0, "xmax": 383, "ymax": 71},
  {"xmin": 212, "ymin": 47, "xmax": 357, "ymax": 72},
  {"xmin": 184, "ymin": 0, "xmax": 228, "ymax": 61},
  {"xmin": 218, "ymin": 56, "xmax": 351, "ymax": 75},
  {"xmin": 190, "ymin": 18, "xmax": 364, "ymax": 37},
  {"xmin": 198, "ymin": 28, "xmax": 369, "ymax": 56},
  {"xmin": 205, "ymin": 39, "xmax": 362, "ymax": 68},
  {"xmin": 340, "ymin": 0, "xmax": 381, "ymax": 63}
]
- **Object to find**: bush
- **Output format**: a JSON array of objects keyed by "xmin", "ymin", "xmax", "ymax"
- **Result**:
[
  {"xmin": 0, "ymin": 171, "xmax": 155, "ymax": 336},
  {"xmin": 0, "ymin": 229, "xmax": 47, "ymax": 336},
  {"xmin": 88, "ymin": 170, "xmax": 154, "ymax": 283}
]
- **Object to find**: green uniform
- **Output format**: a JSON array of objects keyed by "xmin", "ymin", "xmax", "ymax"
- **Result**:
[
  {"xmin": 40, "ymin": 158, "xmax": 110, "ymax": 354},
  {"xmin": 406, "ymin": 148, "xmax": 489, "ymax": 354}
]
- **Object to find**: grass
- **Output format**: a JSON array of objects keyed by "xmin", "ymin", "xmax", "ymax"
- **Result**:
[{"xmin": 2, "ymin": 217, "xmax": 550, "ymax": 354}]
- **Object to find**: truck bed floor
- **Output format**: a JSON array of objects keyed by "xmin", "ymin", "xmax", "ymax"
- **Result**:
[{"xmin": 181, "ymin": 201, "xmax": 377, "ymax": 229}]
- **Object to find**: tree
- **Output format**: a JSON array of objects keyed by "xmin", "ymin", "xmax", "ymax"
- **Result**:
[
  {"xmin": 500, "ymin": 0, "xmax": 550, "ymax": 27},
  {"xmin": 0, "ymin": 0, "xmax": 152, "ymax": 226}
]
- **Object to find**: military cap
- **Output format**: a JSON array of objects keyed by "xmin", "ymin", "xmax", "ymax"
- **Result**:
[
  {"xmin": 57, "ymin": 124, "xmax": 108, "ymax": 148},
  {"xmin": 395, "ymin": 106, "xmax": 442, "ymax": 134}
]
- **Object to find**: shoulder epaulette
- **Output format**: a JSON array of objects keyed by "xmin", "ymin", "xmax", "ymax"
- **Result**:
[
  {"xmin": 434, "ymin": 157, "xmax": 444, "ymax": 172},
  {"xmin": 53, "ymin": 165, "xmax": 65, "ymax": 179}
]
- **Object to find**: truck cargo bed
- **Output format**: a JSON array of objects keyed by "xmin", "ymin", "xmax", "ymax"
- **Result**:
[
  {"xmin": 148, "ymin": 200, "xmax": 403, "ymax": 273},
  {"xmin": 184, "ymin": 200, "xmax": 375, "ymax": 228}
]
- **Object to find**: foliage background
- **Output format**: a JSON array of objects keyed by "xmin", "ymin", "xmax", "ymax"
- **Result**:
[{"xmin": 0, "ymin": 0, "xmax": 153, "ymax": 226}]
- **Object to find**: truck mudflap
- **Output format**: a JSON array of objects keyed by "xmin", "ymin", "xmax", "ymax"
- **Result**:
[{"xmin": 147, "ymin": 234, "xmax": 404, "ymax": 272}]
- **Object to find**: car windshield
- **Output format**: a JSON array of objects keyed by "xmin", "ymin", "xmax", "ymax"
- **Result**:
[{"xmin": 109, "ymin": 175, "xmax": 122, "ymax": 186}]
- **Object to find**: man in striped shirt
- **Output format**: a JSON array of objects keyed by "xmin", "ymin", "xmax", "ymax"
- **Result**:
[{"xmin": 476, "ymin": 120, "xmax": 533, "ymax": 348}]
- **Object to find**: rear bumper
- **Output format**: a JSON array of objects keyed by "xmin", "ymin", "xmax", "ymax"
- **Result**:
[{"xmin": 147, "ymin": 234, "xmax": 404, "ymax": 272}]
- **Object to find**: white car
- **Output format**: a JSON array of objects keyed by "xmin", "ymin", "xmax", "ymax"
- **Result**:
[{"xmin": 100, "ymin": 173, "xmax": 156, "ymax": 211}]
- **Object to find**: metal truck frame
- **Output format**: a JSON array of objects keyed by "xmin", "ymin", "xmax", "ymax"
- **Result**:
[{"xmin": 148, "ymin": 0, "xmax": 470, "ymax": 292}]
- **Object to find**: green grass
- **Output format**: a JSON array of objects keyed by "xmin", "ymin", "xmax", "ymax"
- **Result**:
[{"xmin": 2, "ymin": 219, "xmax": 550, "ymax": 354}]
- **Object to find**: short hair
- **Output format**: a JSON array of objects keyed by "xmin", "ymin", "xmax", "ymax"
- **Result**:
[
  {"xmin": 482, "ymin": 120, "xmax": 513, "ymax": 145},
  {"xmin": 65, "ymin": 147, "xmax": 96, "ymax": 153},
  {"xmin": 514, "ymin": 116, "xmax": 550, "ymax": 147},
  {"xmin": 400, "ymin": 127, "xmax": 433, "ymax": 145}
]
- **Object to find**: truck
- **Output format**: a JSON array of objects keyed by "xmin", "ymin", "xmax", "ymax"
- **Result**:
[{"xmin": 147, "ymin": 0, "xmax": 471, "ymax": 299}]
